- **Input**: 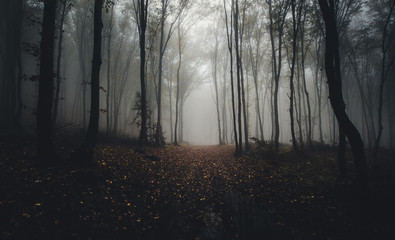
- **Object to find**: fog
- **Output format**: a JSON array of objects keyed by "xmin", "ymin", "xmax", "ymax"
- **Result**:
[{"xmin": 1, "ymin": 0, "xmax": 395, "ymax": 151}]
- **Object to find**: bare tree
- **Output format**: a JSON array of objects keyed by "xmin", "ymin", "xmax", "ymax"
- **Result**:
[
  {"xmin": 210, "ymin": 18, "xmax": 224, "ymax": 145},
  {"xmin": 319, "ymin": 0, "xmax": 368, "ymax": 186},
  {"xmin": 155, "ymin": 0, "xmax": 187, "ymax": 146},
  {"xmin": 374, "ymin": 0, "xmax": 395, "ymax": 156},
  {"xmin": 224, "ymin": 0, "xmax": 240, "ymax": 154},
  {"xmin": 266, "ymin": 0, "xmax": 290, "ymax": 152}
]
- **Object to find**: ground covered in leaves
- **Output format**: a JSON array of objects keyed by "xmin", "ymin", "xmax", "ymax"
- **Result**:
[{"xmin": 1, "ymin": 134, "xmax": 395, "ymax": 239}]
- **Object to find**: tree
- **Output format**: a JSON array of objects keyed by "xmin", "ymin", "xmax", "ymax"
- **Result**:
[
  {"xmin": 245, "ymin": 2, "xmax": 265, "ymax": 143},
  {"xmin": 1, "ymin": 0, "xmax": 23, "ymax": 133},
  {"xmin": 37, "ymin": 0, "xmax": 57, "ymax": 164},
  {"xmin": 155, "ymin": 0, "xmax": 187, "ymax": 146},
  {"xmin": 53, "ymin": 0, "xmax": 72, "ymax": 130},
  {"xmin": 266, "ymin": 0, "xmax": 290, "ymax": 152},
  {"xmin": 234, "ymin": 0, "xmax": 249, "ymax": 152},
  {"xmin": 224, "ymin": 0, "xmax": 240, "ymax": 155},
  {"xmin": 75, "ymin": 0, "xmax": 104, "ymax": 164},
  {"xmin": 174, "ymin": 11, "xmax": 191, "ymax": 146},
  {"xmin": 287, "ymin": 0, "xmax": 305, "ymax": 151},
  {"xmin": 374, "ymin": 0, "xmax": 395, "ymax": 156},
  {"xmin": 71, "ymin": 0, "xmax": 93, "ymax": 128},
  {"xmin": 319, "ymin": 0, "xmax": 368, "ymax": 186},
  {"xmin": 133, "ymin": 0, "xmax": 149, "ymax": 147},
  {"xmin": 210, "ymin": 17, "xmax": 224, "ymax": 145},
  {"xmin": 105, "ymin": 3, "xmax": 114, "ymax": 135}
]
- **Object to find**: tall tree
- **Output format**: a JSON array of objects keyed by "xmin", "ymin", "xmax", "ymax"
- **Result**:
[
  {"xmin": 288, "ymin": 0, "xmax": 304, "ymax": 151},
  {"xmin": 1, "ymin": 0, "xmax": 23, "ymax": 132},
  {"xmin": 319, "ymin": 0, "xmax": 368, "ymax": 186},
  {"xmin": 234, "ymin": 0, "xmax": 249, "ymax": 151},
  {"xmin": 266, "ymin": 0, "xmax": 290, "ymax": 152},
  {"xmin": 224, "ymin": 0, "xmax": 240, "ymax": 155},
  {"xmin": 133, "ymin": 0, "xmax": 149, "ymax": 147},
  {"xmin": 37, "ymin": 0, "xmax": 57, "ymax": 164},
  {"xmin": 174, "ymin": 9, "xmax": 193, "ymax": 146},
  {"xmin": 155, "ymin": 0, "xmax": 185, "ymax": 146},
  {"xmin": 374, "ymin": 0, "xmax": 395, "ymax": 156},
  {"xmin": 106, "ymin": 3, "xmax": 114, "ymax": 135},
  {"xmin": 210, "ymin": 18, "xmax": 224, "ymax": 145},
  {"xmin": 53, "ymin": 0, "xmax": 72, "ymax": 129},
  {"xmin": 76, "ymin": 0, "xmax": 104, "ymax": 163},
  {"xmin": 246, "ymin": 3, "xmax": 264, "ymax": 142}
]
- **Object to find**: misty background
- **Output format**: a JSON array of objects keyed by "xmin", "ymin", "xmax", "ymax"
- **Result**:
[{"xmin": 1, "ymin": 0, "xmax": 394, "ymax": 150}]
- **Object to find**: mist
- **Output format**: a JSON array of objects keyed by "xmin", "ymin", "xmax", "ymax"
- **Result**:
[
  {"xmin": 0, "ymin": 0, "xmax": 393, "ymax": 151},
  {"xmin": 2, "ymin": 0, "xmax": 395, "ymax": 239}
]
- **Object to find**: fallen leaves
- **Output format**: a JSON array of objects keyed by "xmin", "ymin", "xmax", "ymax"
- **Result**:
[{"xmin": 1, "ymin": 136, "xmax": 395, "ymax": 239}]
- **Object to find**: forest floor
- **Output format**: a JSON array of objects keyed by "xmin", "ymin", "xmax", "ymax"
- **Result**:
[{"xmin": 1, "ymin": 134, "xmax": 395, "ymax": 240}]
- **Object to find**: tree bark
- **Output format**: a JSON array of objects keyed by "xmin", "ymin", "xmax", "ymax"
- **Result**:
[
  {"xmin": 319, "ymin": 0, "xmax": 368, "ymax": 187},
  {"xmin": 135, "ymin": 0, "xmax": 149, "ymax": 147},
  {"xmin": 106, "ymin": 4, "xmax": 114, "ymax": 135},
  {"xmin": 77, "ymin": 0, "xmax": 103, "ymax": 163},
  {"xmin": 37, "ymin": 0, "xmax": 57, "ymax": 164}
]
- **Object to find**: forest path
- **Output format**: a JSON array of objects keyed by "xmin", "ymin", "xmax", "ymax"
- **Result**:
[
  {"xmin": 2, "ymin": 141, "xmax": 393, "ymax": 239},
  {"xmin": 97, "ymin": 144, "xmax": 265, "ymax": 239}
]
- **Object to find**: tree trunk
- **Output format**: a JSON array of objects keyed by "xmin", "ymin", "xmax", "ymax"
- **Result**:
[
  {"xmin": 174, "ymin": 24, "xmax": 182, "ymax": 146},
  {"xmin": 239, "ymin": 0, "xmax": 249, "ymax": 151},
  {"xmin": 267, "ymin": 0, "xmax": 288, "ymax": 152},
  {"xmin": 224, "ymin": 0, "xmax": 239, "ymax": 154},
  {"xmin": 37, "ymin": 0, "xmax": 57, "ymax": 164},
  {"xmin": 234, "ymin": 0, "xmax": 243, "ymax": 153},
  {"xmin": 136, "ymin": 0, "xmax": 149, "ymax": 147},
  {"xmin": 2, "ymin": 0, "xmax": 23, "ymax": 132},
  {"xmin": 106, "ymin": 5, "xmax": 114, "ymax": 135},
  {"xmin": 288, "ymin": 0, "xmax": 303, "ymax": 151},
  {"xmin": 53, "ymin": 0, "xmax": 68, "ymax": 130},
  {"xmin": 77, "ymin": 0, "xmax": 103, "ymax": 163},
  {"xmin": 375, "ymin": 2, "xmax": 395, "ymax": 156},
  {"xmin": 319, "ymin": 0, "xmax": 368, "ymax": 187},
  {"xmin": 301, "ymin": 23, "xmax": 312, "ymax": 148}
]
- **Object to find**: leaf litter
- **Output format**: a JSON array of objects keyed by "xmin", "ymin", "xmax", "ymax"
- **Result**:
[{"xmin": 1, "ymin": 137, "xmax": 395, "ymax": 239}]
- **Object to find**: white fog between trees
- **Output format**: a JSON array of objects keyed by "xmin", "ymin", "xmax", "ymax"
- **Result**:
[{"xmin": 2, "ymin": 0, "xmax": 394, "ymax": 151}]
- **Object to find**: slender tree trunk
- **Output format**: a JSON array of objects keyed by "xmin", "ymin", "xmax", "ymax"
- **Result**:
[
  {"xmin": 106, "ymin": 5, "xmax": 114, "ymax": 135},
  {"xmin": 288, "ymin": 0, "xmax": 303, "ymax": 151},
  {"xmin": 301, "ymin": 24, "xmax": 312, "ymax": 148},
  {"xmin": 53, "ymin": 0, "xmax": 67, "ymax": 129},
  {"xmin": 375, "ymin": 2, "xmax": 395, "ymax": 156},
  {"xmin": 77, "ymin": 0, "xmax": 103, "ymax": 163},
  {"xmin": 267, "ymin": 0, "xmax": 288, "ymax": 152},
  {"xmin": 234, "ymin": 0, "xmax": 243, "ymax": 153},
  {"xmin": 213, "ymin": 66, "xmax": 223, "ymax": 145},
  {"xmin": 174, "ymin": 24, "xmax": 182, "ymax": 146},
  {"xmin": 224, "ymin": 0, "xmax": 239, "ymax": 154},
  {"xmin": 239, "ymin": 0, "xmax": 249, "ymax": 150},
  {"xmin": 37, "ymin": 0, "xmax": 57, "ymax": 164},
  {"xmin": 169, "ymin": 64, "xmax": 173, "ymax": 143},
  {"xmin": 137, "ymin": 0, "xmax": 148, "ymax": 146},
  {"xmin": 248, "ymin": 27, "xmax": 264, "ymax": 142}
]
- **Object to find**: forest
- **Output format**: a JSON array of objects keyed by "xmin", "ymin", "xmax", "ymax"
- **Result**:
[{"xmin": 1, "ymin": 0, "xmax": 395, "ymax": 239}]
